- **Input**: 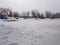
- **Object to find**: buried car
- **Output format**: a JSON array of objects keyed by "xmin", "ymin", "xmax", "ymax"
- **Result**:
[
  {"xmin": 4, "ymin": 17, "xmax": 19, "ymax": 22},
  {"xmin": 0, "ymin": 15, "xmax": 8, "ymax": 19}
]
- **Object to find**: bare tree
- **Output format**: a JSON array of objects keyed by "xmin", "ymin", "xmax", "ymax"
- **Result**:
[
  {"xmin": 14, "ymin": 12, "xmax": 20, "ymax": 19},
  {"xmin": 31, "ymin": 10, "xmax": 36, "ymax": 18},
  {"xmin": 31, "ymin": 10, "xmax": 40, "ymax": 18},
  {"xmin": 26, "ymin": 11, "xmax": 30, "ymax": 18},
  {"xmin": 45, "ymin": 11, "xmax": 52, "ymax": 18},
  {"xmin": 40, "ymin": 14, "xmax": 44, "ymax": 19},
  {"xmin": 0, "ymin": 8, "xmax": 13, "ymax": 17}
]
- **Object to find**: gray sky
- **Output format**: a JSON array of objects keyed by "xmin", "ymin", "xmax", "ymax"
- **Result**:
[{"xmin": 0, "ymin": 0, "xmax": 60, "ymax": 13}]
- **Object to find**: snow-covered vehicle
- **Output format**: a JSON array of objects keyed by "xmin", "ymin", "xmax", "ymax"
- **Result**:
[
  {"xmin": 3, "ymin": 17, "xmax": 19, "ymax": 22},
  {"xmin": 0, "ymin": 15, "xmax": 8, "ymax": 19}
]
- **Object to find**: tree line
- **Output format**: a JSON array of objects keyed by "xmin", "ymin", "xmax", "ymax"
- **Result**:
[{"xmin": 0, "ymin": 8, "xmax": 60, "ymax": 19}]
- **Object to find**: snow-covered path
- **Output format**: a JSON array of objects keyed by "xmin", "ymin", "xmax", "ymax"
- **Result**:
[{"xmin": 0, "ymin": 18, "xmax": 60, "ymax": 45}]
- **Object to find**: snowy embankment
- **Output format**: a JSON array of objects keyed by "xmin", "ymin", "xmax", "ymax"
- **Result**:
[{"xmin": 0, "ymin": 18, "xmax": 60, "ymax": 45}]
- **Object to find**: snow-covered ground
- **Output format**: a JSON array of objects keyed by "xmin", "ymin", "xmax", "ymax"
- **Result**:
[{"xmin": 0, "ymin": 18, "xmax": 60, "ymax": 45}]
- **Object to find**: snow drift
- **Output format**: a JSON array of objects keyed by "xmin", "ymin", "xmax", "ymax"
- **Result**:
[{"xmin": 0, "ymin": 18, "xmax": 60, "ymax": 45}]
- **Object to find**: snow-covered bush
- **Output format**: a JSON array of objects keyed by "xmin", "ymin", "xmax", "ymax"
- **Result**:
[
  {"xmin": 45, "ymin": 11, "xmax": 53, "ymax": 18},
  {"xmin": 31, "ymin": 10, "xmax": 40, "ymax": 18},
  {"xmin": 14, "ymin": 12, "xmax": 20, "ymax": 19},
  {"xmin": 45, "ymin": 11, "xmax": 60, "ymax": 19},
  {"xmin": 40, "ymin": 14, "xmax": 44, "ymax": 19},
  {"xmin": 51, "ymin": 13, "xmax": 60, "ymax": 19},
  {"xmin": 20, "ymin": 11, "xmax": 30, "ymax": 19}
]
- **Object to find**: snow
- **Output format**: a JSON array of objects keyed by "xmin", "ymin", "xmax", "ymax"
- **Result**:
[{"xmin": 0, "ymin": 18, "xmax": 60, "ymax": 45}]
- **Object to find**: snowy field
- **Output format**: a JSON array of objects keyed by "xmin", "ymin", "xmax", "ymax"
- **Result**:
[{"xmin": 0, "ymin": 18, "xmax": 60, "ymax": 45}]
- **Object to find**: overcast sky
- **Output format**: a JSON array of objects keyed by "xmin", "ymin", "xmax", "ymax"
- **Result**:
[{"xmin": 0, "ymin": 0, "xmax": 60, "ymax": 13}]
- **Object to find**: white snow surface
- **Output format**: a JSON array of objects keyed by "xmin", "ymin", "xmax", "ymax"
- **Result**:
[{"xmin": 0, "ymin": 18, "xmax": 60, "ymax": 45}]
